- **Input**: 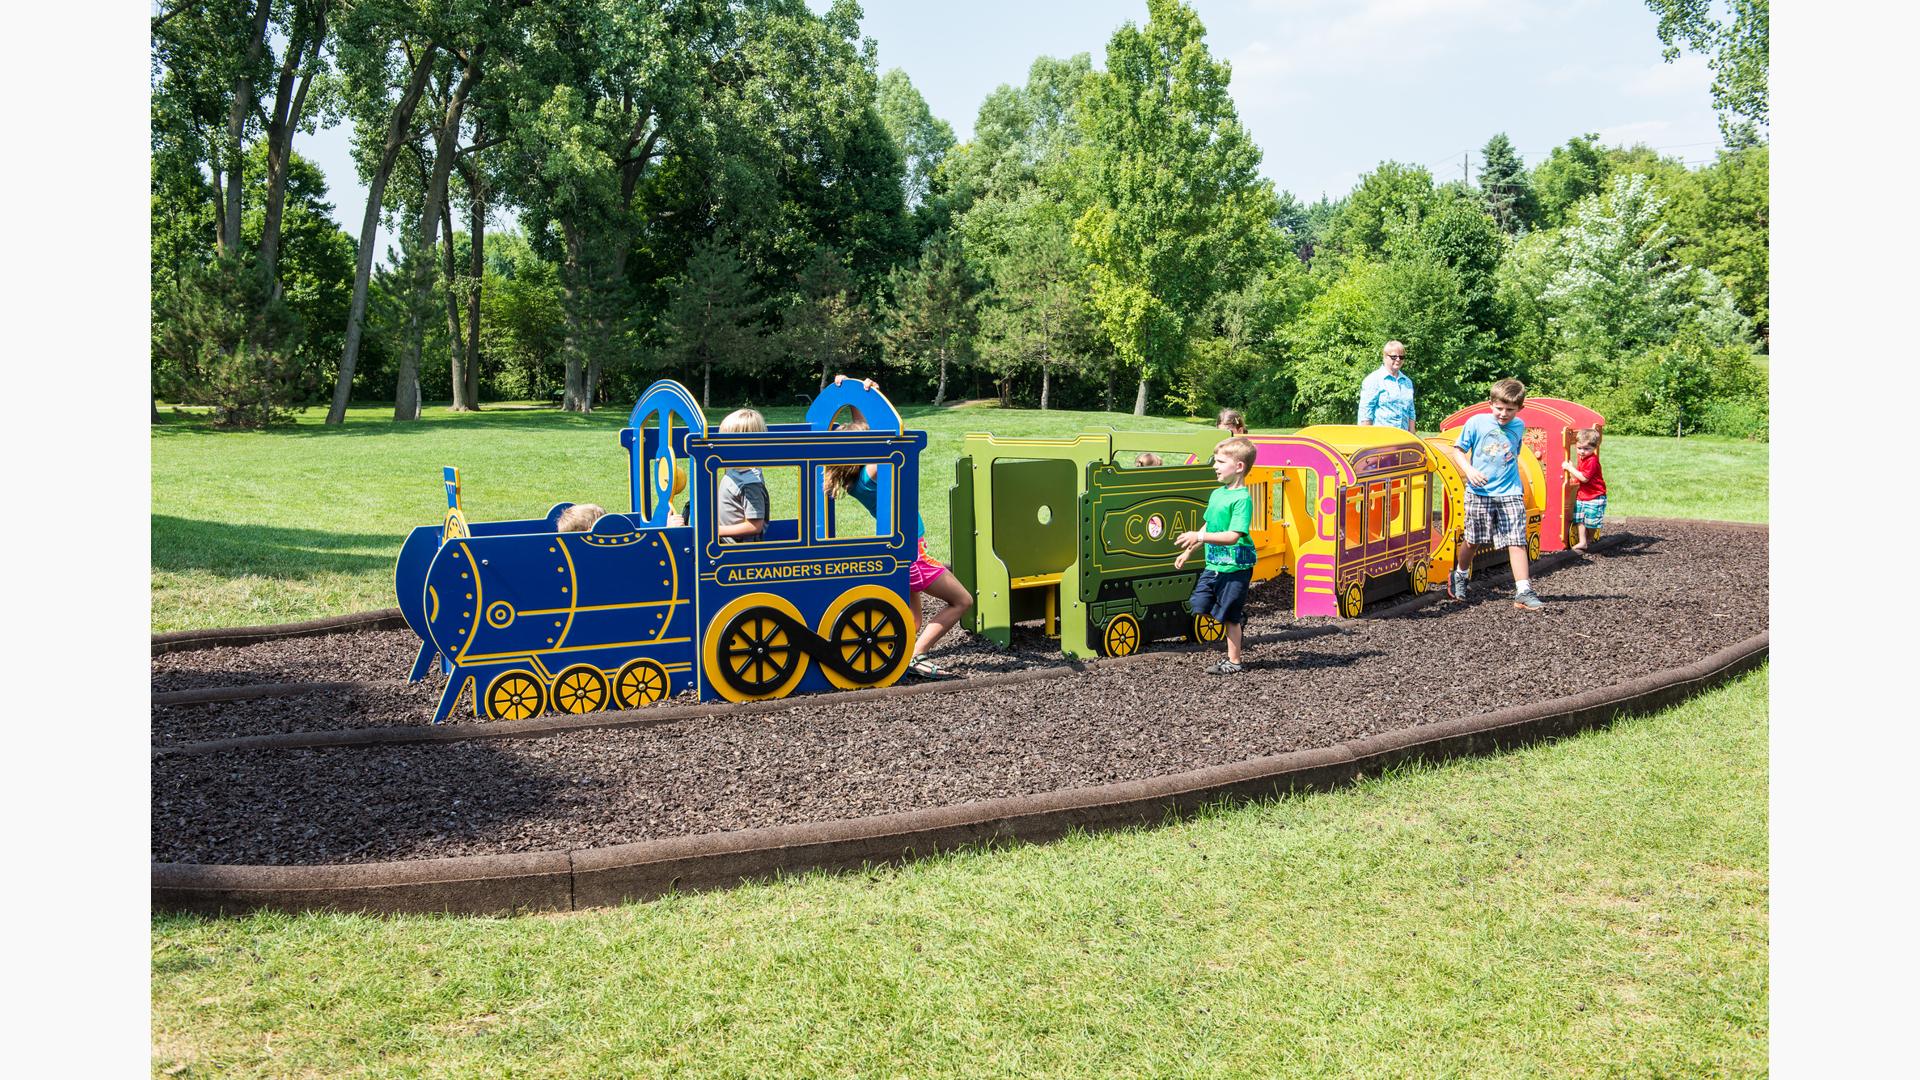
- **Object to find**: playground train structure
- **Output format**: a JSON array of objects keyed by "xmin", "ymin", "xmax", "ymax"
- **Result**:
[
  {"xmin": 395, "ymin": 383, "xmax": 1603, "ymax": 720},
  {"xmin": 949, "ymin": 397, "xmax": 1606, "ymax": 658},
  {"xmin": 395, "ymin": 378, "xmax": 932, "ymax": 721}
]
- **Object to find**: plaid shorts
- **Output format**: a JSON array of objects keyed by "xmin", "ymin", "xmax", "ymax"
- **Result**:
[
  {"xmin": 1464, "ymin": 491, "xmax": 1529, "ymax": 548},
  {"xmin": 1574, "ymin": 496, "xmax": 1607, "ymax": 528}
]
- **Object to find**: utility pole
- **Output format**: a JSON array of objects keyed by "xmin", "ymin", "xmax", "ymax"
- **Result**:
[{"xmin": 1463, "ymin": 152, "xmax": 1469, "ymax": 185}]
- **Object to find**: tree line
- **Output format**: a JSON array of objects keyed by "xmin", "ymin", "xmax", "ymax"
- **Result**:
[{"xmin": 151, "ymin": 0, "xmax": 1769, "ymax": 439}]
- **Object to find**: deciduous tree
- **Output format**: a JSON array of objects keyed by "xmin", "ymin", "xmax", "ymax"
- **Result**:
[
  {"xmin": 875, "ymin": 69, "xmax": 954, "ymax": 213},
  {"xmin": 1645, "ymin": 0, "xmax": 1768, "ymax": 139},
  {"xmin": 1324, "ymin": 161, "xmax": 1434, "ymax": 258},
  {"xmin": 326, "ymin": 1, "xmax": 440, "ymax": 423},
  {"xmin": 1073, "ymin": 0, "xmax": 1274, "ymax": 414}
]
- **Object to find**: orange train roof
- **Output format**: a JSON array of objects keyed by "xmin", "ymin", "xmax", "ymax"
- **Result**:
[{"xmin": 1291, "ymin": 424, "xmax": 1428, "ymax": 456}]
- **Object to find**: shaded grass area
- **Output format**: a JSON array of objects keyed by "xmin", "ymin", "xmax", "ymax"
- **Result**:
[
  {"xmin": 150, "ymin": 401, "xmax": 1766, "ymax": 631},
  {"xmin": 152, "ymin": 667, "xmax": 1769, "ymax": 1078}
]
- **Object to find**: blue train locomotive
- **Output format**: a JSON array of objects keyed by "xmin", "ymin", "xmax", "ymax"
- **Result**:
[{"xmin": 394, "ymin": 379, "xmax": 927, "ymax": 722}]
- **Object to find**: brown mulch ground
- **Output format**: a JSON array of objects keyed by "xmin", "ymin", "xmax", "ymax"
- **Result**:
[{"xmin": 151, "ymin": 520, "xmax": 1767, "ymax": 866}]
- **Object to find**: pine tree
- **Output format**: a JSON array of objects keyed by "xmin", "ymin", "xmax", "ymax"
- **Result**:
[
  {"xmin": 657, "ymin": 243, "xmax": 771, "ymax": 405},
  {"xmin": 882, "ymin": 235, "xmax": 979, "ymax": 407},
  {"xmin": 1479, "ymin": 133, "xmax": 1537, "ymax": 234}
]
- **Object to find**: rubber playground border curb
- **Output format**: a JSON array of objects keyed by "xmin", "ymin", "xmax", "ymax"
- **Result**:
[{"xmin": 152, "ymin": 609, "xmax": 408, "ymax": 657}]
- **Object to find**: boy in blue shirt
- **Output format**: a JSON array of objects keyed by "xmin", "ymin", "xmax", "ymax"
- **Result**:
[
  {"xmin": 1442, "ymin": 379, "xmax": 1543, "ymax": 610},
  {"xmin": 1174, "ymin": 436, "xmax": 1259, "ymax": 674}
]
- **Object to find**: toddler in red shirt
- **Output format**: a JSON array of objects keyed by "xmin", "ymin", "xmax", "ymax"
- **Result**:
[{"xmin": 1560, "ymin": 427, "xmax": 1606, "ymax": 552}]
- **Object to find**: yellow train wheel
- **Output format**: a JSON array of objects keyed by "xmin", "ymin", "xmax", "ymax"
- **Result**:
[
  {"xmin": 484, "ymin": 670, "xmax": 546, "ymax": 721},
  {"xmin": 613, "ymin": 658, "xmax": 670, "ymax": 709},
  {"xmin": 1189, "ymin": 612, "xmax": 1226, "ymax": 643},
  {"xmin": 553, "ymin": 665, "xmax": 610, "ymax": 714},
  {"xmin": 1100, "ymin": 613, "xmax": 1142, "ymax": 658},
  {"xmin": 1527, "ymin": 526, "xmax": 1541, "ymax": 561},
  {"xmin": 1407, "ymin": 559, "xmax": 1430, "ymax": 595},
  {"xmin": 819, "ymin": 585, "xmax": 914, "ymax": 690},
  {"xmin": 1339, "ymin": 582, "xmax": 1365, "ymax": 619},
  {"xmin": 702, "ymin": 593, "xmax": 812, "ymax": 703}
]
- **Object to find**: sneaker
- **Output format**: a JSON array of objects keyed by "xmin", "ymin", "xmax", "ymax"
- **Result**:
[
  {"xmin": 1206, "ymin": 660, "xmax": 1244, "ymax": 675},
  {"xmin": 1512, "ymin": 588, "xmax": 1545, "ymax": 611},
  {"xmin": 906, "ymin": 654, "xmax": 953, "ymax": 680},
  {"xmin": 1446, "ymin": 570, "xmax": 1469, "ymax": 601}
]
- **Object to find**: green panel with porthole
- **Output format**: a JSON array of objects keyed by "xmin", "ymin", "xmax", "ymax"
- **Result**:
[{"xmin": 988, "ymin": 458, "xmax": 1079, "ymax": 581}]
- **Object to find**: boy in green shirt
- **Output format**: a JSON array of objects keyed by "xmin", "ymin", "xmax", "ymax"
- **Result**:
[{"xmin": 1173, "ymin": 436, "xmax": 1258, "ymax": 675}]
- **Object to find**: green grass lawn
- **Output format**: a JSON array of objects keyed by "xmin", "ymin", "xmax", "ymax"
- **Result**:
[
  {"xmin": 150, "ymin": 401, "xmax": 1766, "ymax": 631},
  {"xmin": 152, "ymin": 667, "xmax": 1769, "ymax": 1078}
]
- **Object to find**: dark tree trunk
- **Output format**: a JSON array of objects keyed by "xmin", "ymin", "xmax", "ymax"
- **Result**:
[
  {"xmin": 257, "ymin": 4, "xmax": 326, "ymax": 286},
  {"xmin": 396, "ymin": 51, "xmax": 483, "ymax": 421},
  {"xmin": 1133, "ymin": 376, "xmax": 1148, "ymax": 416},
  {"xmin": 327, "ymin": 47, "xmax": 437, "ymax": 424},
  {"xmin": 209, "ymin": 168, "xmax": 228, "ymax": 253},
  {"xmin": 1039, "ymin": 312, "xmax": 1052, "ymax": 411},
  {"xmin": 442, "ymin": 199, "xmax": 473, "ymax": 411},
  {"xmin": 558, "ymin": 223, "xmax": 588, "ymax": 411},
  {"xmin": 220, "ymin": 0, "xmax": 271, "ymax": 259},
  {"xmin": 464, "ymin": 157, "xmax": 484, "ymax": 409}
]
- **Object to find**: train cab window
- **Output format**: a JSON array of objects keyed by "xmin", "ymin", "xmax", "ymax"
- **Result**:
[
  {"xmin": 1343, "ymin": 488, "xmax": 1364, "ymax": 550},
  {"xmin": 1297, "ymin": 470, "xmax": 1317, "ymax": 521},
  {"xmin": 714, "ymin": 465, "xmax": 801, "ymax": 545},
  {"xmin": 1269, "ymin": 475, "xmax": 1286, "ymax": 525},
  {"xmin": 820, "ymin": 462, "xmax": 889, "ymax": 541},
  {"xmin": 1250, "ymin": 481, "xmax": 1269, "ymax": 530},
  {"xmin": 1410, "ymin": 474, "xmax": 1429, "ymax": 533}
]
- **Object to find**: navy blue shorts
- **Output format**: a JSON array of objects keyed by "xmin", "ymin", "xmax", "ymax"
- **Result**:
[{"xmin": 1188, "ymin": 568, "xmax": 1253, "ymax": 625}]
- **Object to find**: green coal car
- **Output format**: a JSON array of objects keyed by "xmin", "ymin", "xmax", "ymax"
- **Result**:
[{"xmin": 948, "ymin": 431, "xmax": 1271, "ymax": 659}]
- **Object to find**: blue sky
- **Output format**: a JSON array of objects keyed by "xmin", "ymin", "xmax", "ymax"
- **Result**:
[{"xmin": 306, "ymin": 0, "xmax": 1724, "ymax": 259}]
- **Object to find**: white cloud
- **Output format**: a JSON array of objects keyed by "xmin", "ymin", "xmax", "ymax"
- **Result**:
[{"xmin": 1228, "ymin": 0, "xmax": 1551, "ymax": 84}]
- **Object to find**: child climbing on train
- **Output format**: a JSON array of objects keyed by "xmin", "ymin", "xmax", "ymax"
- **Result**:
[
  {"xmin": 825, "ymin": 375, "xmax": 975, "ymax": 680},
  {"xmin": 1560, "ymin": 426, "xmax": 1606, "ymax": 552},
  {"xmin": 1173, "ymin": 436, "xmax": 1258, "ymax": 675},
  {"xmin": 715, "ymin": 408, "xmax": 769, "ymax": 543},
  {"xmin": 556, "ymin": 503, "xmax": 606, "ymax": 532},
  {"xmin": 1443, "ymin": 379, "xmax": 1543, "ymax": 610}
]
